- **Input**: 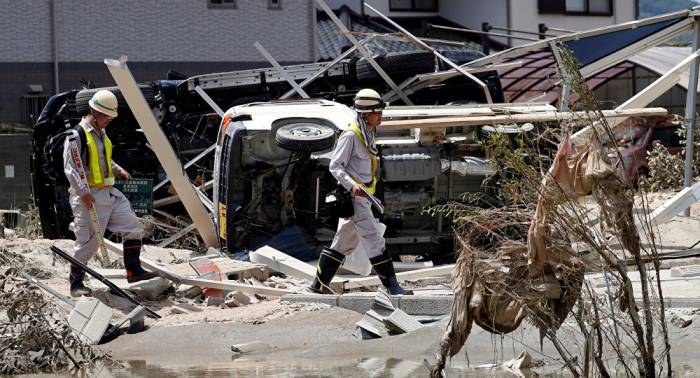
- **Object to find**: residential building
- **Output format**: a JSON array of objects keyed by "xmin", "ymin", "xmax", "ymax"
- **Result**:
[
  {"xmin": 0, "ymin": 0, "xmax": 315, "ymax": 123},
  {"xmin": 0, "ymin": 0, "xmax": 639, "ymax": 123},
  {"xmin": 331, "ymin": 0, "xmax": 637, "ymax": 45}
]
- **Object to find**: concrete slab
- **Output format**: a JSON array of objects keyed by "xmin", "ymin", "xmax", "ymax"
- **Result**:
[
  {"xmin": 384, "ymin": 309, "xmax": 423, "ymax": 334},
  {"xmin": 68, "ymin": 298, "xmax": 113, "ymax": 345},
  {"xmin": 398, "ymin": 295, "xmax": 453, "ymax": 316}
]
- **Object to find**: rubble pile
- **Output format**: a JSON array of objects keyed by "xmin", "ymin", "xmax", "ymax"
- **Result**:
[{"xmin": 0, "ymin": 247, "xmax": 110, "ymax": 374}]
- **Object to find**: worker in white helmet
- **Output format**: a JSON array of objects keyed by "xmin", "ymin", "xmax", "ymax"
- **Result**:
[
  {"xmin": 62, "ymin": 89, "xmax": 157, "ymax": 297},
  {"xmin": 310, "ymin": 88, "xmax": 412, "ymax": 295}
]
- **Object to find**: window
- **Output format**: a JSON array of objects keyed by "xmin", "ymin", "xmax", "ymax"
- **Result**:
[
  {"xmin": 538, "ymin": 0, "xmax": 612, "ymax": 16},
  {"xmin": 208, "ymin": 0, "xmax": 237, "ymax": 9},
  {"xmin": 268, "ymin": 0, "xmax": 281, "ymax": 9},
  {"xmin": 390, "ymin": 0, "xmax": 438, "ymax": 12},
  {"xmin": 4, "ymin": 165, "xmax": 14, "ymax": 178}
]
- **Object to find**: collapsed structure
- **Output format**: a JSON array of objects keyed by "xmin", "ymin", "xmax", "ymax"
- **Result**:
[{"xmin": 14, "ymin": 0, "xmax": 700, "ymax": 375}]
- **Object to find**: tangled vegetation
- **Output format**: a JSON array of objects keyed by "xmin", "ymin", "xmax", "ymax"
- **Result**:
[
  {"xmin": 430, "ymin": 44, "xmax": 672, "ymax": 377},
  {"xmin": 0, "ymin": 248, "xmax": 112, "ymax": 374}
]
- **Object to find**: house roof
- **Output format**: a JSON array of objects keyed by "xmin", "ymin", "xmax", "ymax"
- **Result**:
[
  {"xmin": 627, "ymin": 46, "xmax": 698, "ymax": 91},
  {"xmin": 316, "ymin": 5, "xmax": 497, "ymax": 61},
  {"xmin": 497, "ymin": 46, "xmax": 699, "ymax": 104}
]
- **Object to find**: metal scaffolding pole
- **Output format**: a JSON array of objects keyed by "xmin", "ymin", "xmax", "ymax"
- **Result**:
[
  {"xmin": 428, "ymin": 23, "xmax": 540, "ymax": 41},
  {"xmin": 684, "ymin": 17, "xmax": 700, "ymax": 216},
  {"xmin": 315, "ymin": 0, "xmax": 413, "ymax": 105},
  {"xmin": 364, "ymin": 3, "xmax": 493, "ymax": 104},
  {"xmin": 255, "ymin": 41, "xmax": 309, "ymax": 99},
  {"xmin": 279, "ymin": 35, "xmax": 374, "ymax": 99},
  {"xmin": 549, "ymin": 42, "xmax": 570, "ymax": 112}
]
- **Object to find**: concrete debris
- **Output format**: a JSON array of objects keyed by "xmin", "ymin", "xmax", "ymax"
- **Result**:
[
  {"xmin": 206, "ymin": 296, "xmax": 225, "ymax": 307},
  {"xmin": 476, "ymin": 350, "xmax": 533, "ymax": 371},
  {"xmin": 3, "ymin": 228, "xmax": 16, "ymax": 239},
  {"xmin": 230, "ymin": 341, "xmax": 271, "ymax": 354},
  {"xmin": 225, "ymin": 291, "xmax": 254, "ymax": 307},
  {"xmin": 92, "ymin": 288, "xmax": 139, "ymax": 313},
  {"xmin": 355, "ymin": 289, "xmax": 423, "ymax": 339},
  {"xmin": 68, "ymin": 298, "xmax": 114, "ymax": 345},
  {"xmin": 177, "ymin": 285, "xmax": 204, "ymax": 300},
  {"xmin": 190, "ymin": 257, "xmax": 225, "ymax": 299},
  {"xmin": 504, "ymin": 351, "xmax": 533, "ymax": 370},
  {"xmin": 384, "ymin": 308, "xmax": 423, "ymax": 334},
  {"xmin": 92, "ymin": 277, "xmax": 173, "ymax": 301},
  {"xmin": 670, "ymin": 265, "xmax": 700, "ymax": 278},
  {"xmin": 283, "ymin": 291, "xmax": 453, "ymax": 315},
  {"xmin": 668, "ymin": 309, "xmax": 695, "ymax": 328}
]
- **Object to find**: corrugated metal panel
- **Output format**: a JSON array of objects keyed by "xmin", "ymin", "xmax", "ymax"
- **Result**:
[{"xmin": 628, "ymin": 46, "xmax": 698, "ymax": 92}]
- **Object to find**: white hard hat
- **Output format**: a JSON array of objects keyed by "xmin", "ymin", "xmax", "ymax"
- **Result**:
[
  {"xmin": 88, "ymin": 90, "xmax": 118, "ymax": 118},
  {"xmin": 353, "ymin": 88, "xmax": 385, "ymax": 113}
]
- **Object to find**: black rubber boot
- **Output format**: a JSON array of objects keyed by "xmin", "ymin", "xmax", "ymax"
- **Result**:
[
  {"xmin": 123, "ymin": 239, "xmax": 159, "ymax": 283},
  {"xmin": 370, "ymin": 250, "xmax": 413, "ymax": 295},
  {"xmin": 310, "ymin": 247, "xmax": 345, "ymax": 294},
  {"xmin": 69, "ymin": 264, "xmax": 92, "ymax": 297}
]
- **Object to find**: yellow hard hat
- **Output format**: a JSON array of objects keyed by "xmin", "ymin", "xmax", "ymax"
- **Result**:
[
  {"xmin": 353, "ymin": 88, "xmax": 385, "ymax": 113},
  {"xmin": 88, "ymin": 90, "xmax": 118, "ymax": 118}
]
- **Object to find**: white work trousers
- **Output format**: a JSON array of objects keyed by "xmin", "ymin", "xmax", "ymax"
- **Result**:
[
  {"xmin": 330, "ymin": 195, "xmax": 385, "ymax": 259},
  {"xmin": 70, "ymin": 187, "xmax": 143, "ymax": 264}
]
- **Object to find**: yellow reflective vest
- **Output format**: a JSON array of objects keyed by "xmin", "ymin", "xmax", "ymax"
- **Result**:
[
  {"xmin": 79, "ymin": 121, "xmax": 115, "ymax": 188},
  {"xmin": 344, "ymin": 122, "xmax": 378, "ymax": 195}
]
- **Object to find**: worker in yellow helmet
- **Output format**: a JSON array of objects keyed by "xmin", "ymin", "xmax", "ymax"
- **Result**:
[
  {"xmin": 62, "ymin": 89, "xmax": 157, "ymax": 297},
  {"xmin": 310, "ymin": 88, "xmax": 412, "ymax": 295}
]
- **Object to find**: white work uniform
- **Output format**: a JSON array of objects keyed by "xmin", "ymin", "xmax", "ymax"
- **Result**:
[
  {"xmin": 63, "ymin": 118, "xmax": 143, "ymax": 264},
  {"xmin": 328, "ymin": 122, "xmax": 384, "ymax": 258}
]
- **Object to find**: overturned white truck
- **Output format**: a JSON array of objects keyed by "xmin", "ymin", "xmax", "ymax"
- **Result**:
[{"xmin": 212, "ymin": 99, "xmax": 518, "ymax": 263}]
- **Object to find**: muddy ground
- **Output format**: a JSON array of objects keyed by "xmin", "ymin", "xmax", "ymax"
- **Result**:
[{"xmin": 4, "ymin": 190, "xmax": 700, "ymax": 376}]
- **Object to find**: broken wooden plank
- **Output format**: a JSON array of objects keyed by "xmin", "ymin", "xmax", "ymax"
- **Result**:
[
  {"xmin": 106, "ymin": 56, "xmax": 218, "ymax": 248},
  {"xmin": 379, "ymin": 108, "xmax": 668, "ymax": 130},
  {"xmin": 101, "ymin": 239, "xmax": 291, "ymax": 296},
  {"xmin": 343, "ymin": 264, "xmax": 454, "ymax": 290},
  {"xmin": 250, "ymin": 246, "xmax": 344, "ymax": 292},
  {"xmin": 157, "ymin": 223, "xmax": 197, "ymax": 248},
  {"xmin": 639, "ymin": 180, "xmax": 700, "ymax": 230}
]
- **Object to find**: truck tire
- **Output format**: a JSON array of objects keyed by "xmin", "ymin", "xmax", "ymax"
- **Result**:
[
  {"xmin": 437, "ymin": 49, "xmax": 485, "ymax": 70},
  {"xmin": 275, "ymin": 123, "xmax": 335, "ymax": 152},
  {"xmin": 356, "ymin": 50, "xmax": 435, "ymax": 83},
  {"xmin": 75, "ymin": 85, "xmax": 156, "ymax": 116}
]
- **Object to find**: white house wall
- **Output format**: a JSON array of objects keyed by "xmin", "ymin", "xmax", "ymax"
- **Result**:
[
  {"xmin": 363, "ymin": 0, "xmax": 439, "ymax": 17},
  {"xmin": 509, "ymin": 0, "xmax": 637, "ymax": 45},
  {"xmin": 439, "ymin": 0, "xmax": 509, "ymax": 45}
]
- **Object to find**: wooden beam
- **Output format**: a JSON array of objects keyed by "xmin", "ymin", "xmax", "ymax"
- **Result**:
[
  {"xmin": 639, "ymin": 180, "xmax": 700, "ymax": 230},
  {"xmin": 105, "ymin": 56, "xmax": 219, "ymax": 247},
  {"xmin": 343, "ymin": 264, "xmax": 454, "ymax": 290},
  {"xmin": 156, "ymin": 223, "xmax": 197, "ymax": 248},
  {"xmin": 101, "ymin": 238, "xmax": 289, "ymax": 296},
  {"xmin": 379, "ymin": 108, "xmax": 668, "ymax": 130}
]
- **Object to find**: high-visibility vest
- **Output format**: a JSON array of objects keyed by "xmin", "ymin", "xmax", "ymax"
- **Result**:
[
  {"xmin": 80, "ymin": 122, "xmax": 115, "ymax": 187},
  {"xmin": 343, "ymin": 122, "xmax": 378, "ymax": 195}
]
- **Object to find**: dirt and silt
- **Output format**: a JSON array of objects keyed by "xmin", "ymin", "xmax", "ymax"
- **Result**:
[{"xmin": 3, "ymin": 192, "xmax": 700, "ymax": 376}]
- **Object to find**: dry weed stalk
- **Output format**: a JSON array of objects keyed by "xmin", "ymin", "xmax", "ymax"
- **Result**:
[
  {"xmin": 430, "ymin": 44, "xmax": 671, "ymax": 377},
  {"xmin": 0, "ymin": 247, "xmax": 112, "ymax": 374}
]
